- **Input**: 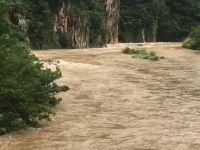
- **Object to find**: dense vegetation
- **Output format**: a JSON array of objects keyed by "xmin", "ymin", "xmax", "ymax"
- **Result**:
[
  {"xmin": 122, "ymin": 47, "xmax": 164, "ymax": 61},
  {"xmin": 119, "ymin": 0, "xmax": 200, "ymax": 43},
  {"xmin": 183, "ymin": 26, "xmax": 200, "ymax": 50},
  {"xmin": 0, "ymin": 1, "xmax": 69, "ymax": 135},
  {"xmin": 61, "ymin": 0, "xmax": 107, "ymax": 47},
  {"xmin": 4, "ymin": 0, "xmax": 199, "ymax": 48},
  {"xmin": 4, "ymin": 0, "xmax": 107, "ymax": 49}
]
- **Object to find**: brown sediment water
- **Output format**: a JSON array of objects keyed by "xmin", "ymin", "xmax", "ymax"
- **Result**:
[{"xmin": 1, "ymin": 43, "xmax": 200, "ymax": 150}]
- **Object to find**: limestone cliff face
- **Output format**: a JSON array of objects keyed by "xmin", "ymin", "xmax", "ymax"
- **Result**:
[
  {"xmin": 54, "ymin": 1, "xmax": 89, "ymax": 48},
  {"xmin": 54, "ymin": 0, "xmax": 119, "ymax": 48},
  {"xmin": 105, "ymin": 0, "xmax": 120, "ymax": 44}
]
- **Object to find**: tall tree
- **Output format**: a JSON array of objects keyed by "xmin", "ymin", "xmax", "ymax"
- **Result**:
[
  {"xmin": 158, "ymin": 0, "xmax": 200, "ymax": 41},
  {"xmin": 119, "ymin": 0, "xmax": 200, "ymax": 42},
  {"xmin": 119, "ymin": 0, "xmax": 167, "ymax": 42},
  {"xmin": 0, "ymin": 0, "xmax": 68, "ymax": 135}
]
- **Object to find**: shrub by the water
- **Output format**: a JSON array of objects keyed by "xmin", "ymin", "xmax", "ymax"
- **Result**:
[
  {"xmin": 0, "ymin": 34, "xmax": 69, "ymax": 135},
  {"xmin": 122, "ymin": 47, "xmax": 164, "ymax": 61},
  {"xmin": 182, "ymin": 26, "xmax": 200, "ymax": 50}
]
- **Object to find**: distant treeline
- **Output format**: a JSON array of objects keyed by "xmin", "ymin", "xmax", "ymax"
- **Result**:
[{"xmin": 119, "ymin": 0, "xmax": 200, "ymax": 43}]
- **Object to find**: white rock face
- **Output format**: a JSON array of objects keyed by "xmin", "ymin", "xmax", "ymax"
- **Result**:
[{"xmin": 53, "ymin": 0, "xmax": 120, "ymax": 48}]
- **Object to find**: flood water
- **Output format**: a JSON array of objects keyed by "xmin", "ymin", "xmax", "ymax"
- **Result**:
[{"xmin": 1, "ymin": 43, "xmax": 200, "ymax": 150}]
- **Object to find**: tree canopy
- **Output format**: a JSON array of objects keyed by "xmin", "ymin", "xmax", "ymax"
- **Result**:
[
  {"xmin": 0, "ymin": 0, "xmax": 69, "ymax": 135},
  {"xmin": 119, "ymin": 0, "xmax": 200, "ymax": 42}
]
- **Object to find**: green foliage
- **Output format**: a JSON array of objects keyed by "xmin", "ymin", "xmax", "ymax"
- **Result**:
[
  {"xmin": 66, "ymin": 0, "xmax": 107, "ymax": 46},
  {"xmin": 89, "ymin": 11, "xmax": 107, "ymax": 45},
  {"xmin": 48, "ymin": 0, "xmax": 107, "ymax": 48},
  {"xmin": 119, "ymin": 0, "xmax": 200, "ymax": 42},
  {"xmin": 0, "ymin": 1, "xmax": 69, "ymax": 135},
  {"xmin": 24, "ymin": 0, "xmax": 58, "ymax": 49},
  {"xmin": 122, "ymin": 47, "xmax": 164, "ymax": 61},
  {"xmin": 182, "ymin": 38, "xmax": 198, "ymax": 50},
  {"xmin": 0, "ymin": 34, "xmax": 69, "ymax": 134},
  {"xmin": 189, "ymin": 26, "xmax": 200, "ymax": 41},
  {"xmin": 0, "ymin": 1, "xmax": 9, "ymax": 34},
  {"xmin": 0, "ymin": 0, "xmax": 58, "ymax": 49},
  {"xmin": 119, "ymin": 0, "xmax": 167, "ymax": 42},
  {"xmin": 158, "ymin": 0, "xmax": 200, "ymax": 41},
  {"xmin": 2, "ymin": 0, "xmax": 200, "ymax": 48},
  {"xmin": 182, "ymin": 26, "xmax": 200, "ymax": 50},
  {"xmin": 0, "ymin": 0, "xmax": 26, "ymax": 40},
  {"xmin": 122, "ymin": 47, "xmax": 137, "ymax": 54}
]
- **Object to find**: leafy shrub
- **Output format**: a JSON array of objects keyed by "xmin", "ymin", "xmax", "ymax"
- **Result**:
[
  {"xmin": 122, "ymin": 47, "xmax": 137, "ymax": 54},
  {"xmin": 122, "ymin": 47, "xmax": 164, "ymax": 61},
  {"xmin": 0, "ymin": 34, "xmax": 69, "ymax": 135},
  {"xmin": 182, "ymin": 38, "xmax": 199, "ymax": 50},
  {"xmin": 182, "ymin": 26, "xmax": 200, "ymax": 50}
]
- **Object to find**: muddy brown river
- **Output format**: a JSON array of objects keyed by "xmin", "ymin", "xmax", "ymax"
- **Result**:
[{"xmin": 1, "ymin": 43, "xmax": 200, "ymax": 150}]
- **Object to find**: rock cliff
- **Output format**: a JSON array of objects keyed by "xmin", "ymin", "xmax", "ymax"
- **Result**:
[
  {"xmin": 105, "ymin": 0, "xmax": 120, "ymax": 44},
  {"xmin": 8, "ymin": 0, "xmax": 120, "ymax": 49},
  {"xmin": 53, "ymin": 0, "xmax": 119, "ymax": 48},
  {"xmin": 53, "ymin": 1, "xmax": 89, "ymax": 48}
]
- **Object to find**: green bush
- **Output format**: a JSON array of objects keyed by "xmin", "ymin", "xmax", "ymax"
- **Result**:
[
  {"xmin": 0, "ymin": 34, "xmax": 69, "ymax": 135},
  {"xmin": 182, "ymin": 38, "xmax": 199, "ymax": 50},
  {"xmin": 122, "ymin": 47, "xmax": 136, "ymax": 54},
  {"xmin": 122, "ymin": 47, "xmax": 164, "ymax": 61},
  {"xmin": 182, "ymin": 26, "xmax": 200, "ymax": 50}
]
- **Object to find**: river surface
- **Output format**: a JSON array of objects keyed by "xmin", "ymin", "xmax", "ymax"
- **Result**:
[{"xmin": 1, "ymin": 43, "xmax": 200, "ymax": 150}]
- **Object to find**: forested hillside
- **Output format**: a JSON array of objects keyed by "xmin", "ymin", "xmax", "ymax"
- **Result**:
[
  {"xmin": 119, "ymin": 0, "xmax": 200, "ymax": 43},
  {"xmin": 2, "ymin": 0, "xmax": 199, "ymax": 48},
  {"xmin": 3, "ymin": 0, "xmax": 119, "ymax": 49}
]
